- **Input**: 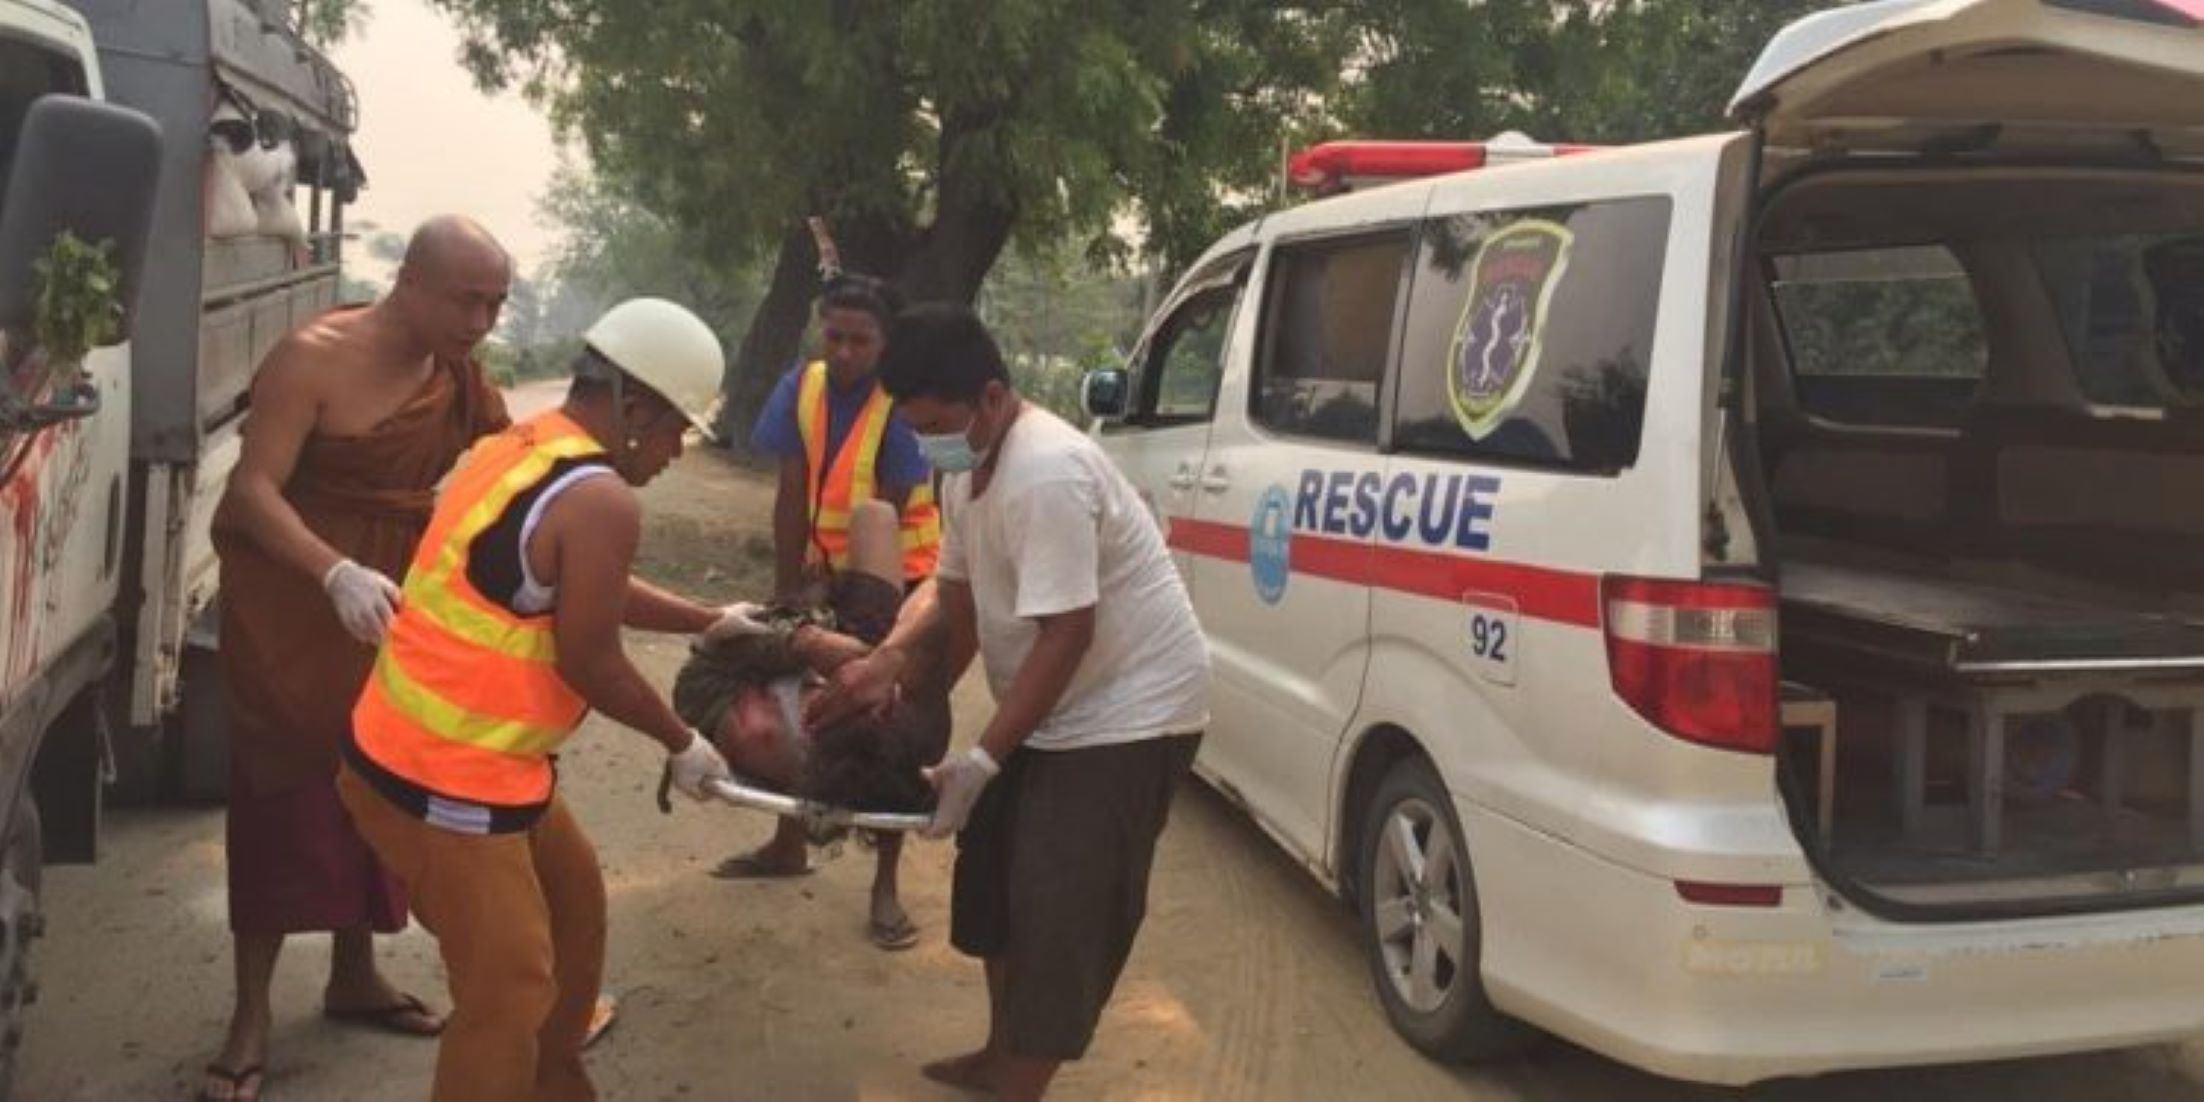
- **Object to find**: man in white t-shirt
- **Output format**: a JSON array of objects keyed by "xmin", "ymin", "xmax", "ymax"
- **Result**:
[{"xmin": 806, "ymin": 303, "xmax": 1208, "ymax": 1101}]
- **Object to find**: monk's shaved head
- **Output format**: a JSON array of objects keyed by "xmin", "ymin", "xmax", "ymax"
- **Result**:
[
  {"xmin": 398, "ymin": 215, "xmax": 510, "ymax": 282},
  {"xmin": 385, "ymin": 214, "xmax": 512, "ymax": 361}
]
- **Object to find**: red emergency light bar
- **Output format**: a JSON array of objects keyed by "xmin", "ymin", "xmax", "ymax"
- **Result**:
[
  {"xmin": 1286, "ymin": 135, "xmax": 1602, "ymax": 194},
  {"xmin": 2045, "ymin": 0, "xmax": 2203, "ymax": 27}
]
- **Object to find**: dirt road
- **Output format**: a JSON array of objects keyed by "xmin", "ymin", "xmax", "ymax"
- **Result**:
[{"xmin": 18, "ymin": 451, "xmax": 2204, "ymax": 1100}]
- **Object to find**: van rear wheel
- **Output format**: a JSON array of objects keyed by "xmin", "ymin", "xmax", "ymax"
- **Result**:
[{"xmin": 1356, "ymin": 756, "xmax": 1530, "ymax": 1062}]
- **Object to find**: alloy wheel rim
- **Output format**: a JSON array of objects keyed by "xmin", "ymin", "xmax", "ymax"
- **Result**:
[{"xmin": 1370, "ymin": 797, "xmax": 1466, "ymax": 1014}]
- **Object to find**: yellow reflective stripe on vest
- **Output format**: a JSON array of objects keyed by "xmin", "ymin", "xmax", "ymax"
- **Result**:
[
  {"xmin": 373, "ymin": 649, "xmax": 571, "ymax": 755},
  {"xmin": 797, "ymin": 363, "xmax": 830, "ymax": 517},
  {"xmin": 846, "ymin": 387, "xmax": 891, "ymax": 504},
  {"xmin": 402, "ymin": 432, "xmax": 603, "ymax": 661},
  {"xmin": 406, "ymin": 586, "xmax": 557, "ymax": 664}
]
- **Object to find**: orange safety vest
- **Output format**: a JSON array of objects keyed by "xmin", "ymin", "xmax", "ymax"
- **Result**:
[
  {"xmin": 797, "ymin": 361, "xmax": 940, "ymax": 579},
  {"xmin": 351, "ymin": 411, "xmax": 605, "ymax": 808}
]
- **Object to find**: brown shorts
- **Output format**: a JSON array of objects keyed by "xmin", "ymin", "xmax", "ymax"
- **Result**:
[{"xmin": 949, "ymin": 733, "xmax": 1202, "ymax": 1061}]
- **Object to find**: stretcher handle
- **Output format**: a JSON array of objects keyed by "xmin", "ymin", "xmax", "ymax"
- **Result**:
[{"xmin": 701, "ymin": 775, "xmax": 934, "ymax": 834}]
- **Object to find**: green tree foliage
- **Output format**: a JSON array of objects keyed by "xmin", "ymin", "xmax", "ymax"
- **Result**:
[
  {"xmin": 538, "ymin": 165, "xmax": 765, "ymax": 331},
  {"xmin": 291, "ymin": 0, "xmax": 370, "ymax": 45},
  {"xmin": 1339, "ymin": 0, "xmax": 1839, "ymax": 144},
  {"xmin": 438, "ymin": 0, "xmax": 1857, "ymax": 440},
  {"xmin": 428, "ymin": 0, "xmax": 1356, "ymax": 439},
  {"xmin": 30, "ymin": 233, "xmax": 123, "ymax": 370},
  {"xmin": 532, "ymin": 165, "xmax": 769, "ymax": 387}
]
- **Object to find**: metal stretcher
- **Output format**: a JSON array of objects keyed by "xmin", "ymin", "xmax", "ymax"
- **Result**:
[{"xmin": 655, "ymin": 766, "xmax": 933, "ymax": 833}]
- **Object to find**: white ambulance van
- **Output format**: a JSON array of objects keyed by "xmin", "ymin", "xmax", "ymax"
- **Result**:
[{"xmin": 1084, "ymin": 0, "xmax": 2204, "ymax": 1084}]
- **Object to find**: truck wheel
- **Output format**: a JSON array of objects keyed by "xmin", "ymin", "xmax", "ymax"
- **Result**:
[
  {"xmin": 1356, "ymin": 756, "xmax": 1530, "ymax": 1063},
  {"xmin": 0, "ymin": 799, "xmax": 45, "ymax": 1097}
]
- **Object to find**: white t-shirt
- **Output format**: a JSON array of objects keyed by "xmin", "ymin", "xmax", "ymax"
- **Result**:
[{"xmin": 935, "ymin": 406, "xmax": 1209, "ymax": 751}]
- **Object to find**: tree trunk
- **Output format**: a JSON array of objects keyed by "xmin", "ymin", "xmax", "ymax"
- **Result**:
[
  {"xmin": 712, "ymin": 127, "xmax": 1017, "ymax": 445},
  {"xmin": 900, "ymin": 107, "xmax": 1018, "ymax": 304},
  {"xmin": 712, "ymin": 221, "xmax": 817, "ymax": 445}
]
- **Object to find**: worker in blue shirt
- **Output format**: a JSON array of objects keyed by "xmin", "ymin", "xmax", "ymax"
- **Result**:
[{"xmin": 726, "ymin": 239, "xmax": 939, "ymax": 953}]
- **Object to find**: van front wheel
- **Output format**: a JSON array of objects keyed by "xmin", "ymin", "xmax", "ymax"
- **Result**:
[{"xmin": 1356, "ymin": 757, "xmax": 1529, "ymax": 1062}]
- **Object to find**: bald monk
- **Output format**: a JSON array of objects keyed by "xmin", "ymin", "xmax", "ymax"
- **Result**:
[{"xmin": 202, "ymin": 217, "xmax": 513, "ymax": 1102}]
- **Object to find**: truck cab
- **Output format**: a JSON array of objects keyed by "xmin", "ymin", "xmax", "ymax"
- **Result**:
[{"xmin": 0, "ymin": 0, "xmax": 362, "ymax": 1087}]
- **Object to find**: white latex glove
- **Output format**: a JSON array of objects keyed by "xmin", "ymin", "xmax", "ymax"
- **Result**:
[
  {"xmin": 667, "ymin": 732, "xmax": 734, "ymax": 801},
  {"xmin": 921, "ymin": 746, "xmax": 1000, "ymax": 839},
  {"xmin": 703, "ymin": 601, "xmax": 772, "ymax": 641},
  {"xmin": 322, "ymin": 559, "xmax": 402, "ymax": 645}
]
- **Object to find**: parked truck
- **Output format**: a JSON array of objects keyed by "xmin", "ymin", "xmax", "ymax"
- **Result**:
[{"xmin": 0, "ymin": 0, "xmax": 362, "ymax": 1084}]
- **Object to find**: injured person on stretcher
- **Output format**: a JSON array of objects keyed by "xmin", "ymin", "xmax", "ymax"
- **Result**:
[{"xmin": 674, "ymin": 500, "xmax": 952, "ymax": 815}]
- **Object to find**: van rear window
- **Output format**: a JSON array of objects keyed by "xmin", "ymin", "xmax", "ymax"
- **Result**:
[
  {"xmin": 1769, "ymin": 246, "xmax": 1987, "ymax": 430},
  {"xmin": 1392, "ymin": 197, "xmax": 1671, "ymax": 473}
]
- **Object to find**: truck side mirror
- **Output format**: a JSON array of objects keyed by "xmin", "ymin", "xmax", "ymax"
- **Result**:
[
  {"xmin": 1082, "ymin": 367, "xmax": 1130, "ymax": 421},
  {"xmin": 0, "ymin": 95, "xmax": 164, "ymax": 342}
]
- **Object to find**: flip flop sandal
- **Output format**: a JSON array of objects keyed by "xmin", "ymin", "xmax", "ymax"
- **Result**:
[
  {"xmin": 708, "ymin": 851, "xmax": 815, "ymax": 880},
  {"xmin": 195, "ymin": 1062, "xmax": 265, "ymax": 1102},
  {"xmin": 869, "ymin": 916, "xmax": 921, "ymax": 951},
  {"xmin": 323, "ymin": 992, "xmax": 446, "ymax": 1037}
]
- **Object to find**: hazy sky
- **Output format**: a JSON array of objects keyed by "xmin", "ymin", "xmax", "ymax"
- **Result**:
[{"xmin": 330, "ymin": 0, "xmax": 565, "ymax": 280}]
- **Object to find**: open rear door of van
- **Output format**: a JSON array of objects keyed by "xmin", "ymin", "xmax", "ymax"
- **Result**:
[{"xmin": 1730, "ymin": 0, "xmax": 2204, "ymax": 157}]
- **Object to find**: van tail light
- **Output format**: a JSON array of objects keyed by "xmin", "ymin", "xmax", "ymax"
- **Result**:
[
  {"xmin": 1675, "ymin": 881, "xmax": 1783, "ymax": 908},
  {"xmin": 1602, "ymin": 576, "xmax": 1778, "ymax": 754}
]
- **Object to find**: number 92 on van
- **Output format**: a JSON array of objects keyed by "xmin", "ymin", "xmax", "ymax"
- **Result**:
[{"xmin": 1463, "ymin": 593, "xmax": 1520, "ymax": 686}]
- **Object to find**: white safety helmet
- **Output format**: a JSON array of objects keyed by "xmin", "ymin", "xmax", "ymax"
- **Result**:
[{"xmin": 582, "ymin": 297, "xmax": 725, "ymax": 440}]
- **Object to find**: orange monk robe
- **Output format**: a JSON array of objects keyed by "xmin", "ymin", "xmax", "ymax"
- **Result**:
[{"xmin": 214, "ymin": 346, "xmax": 509, "ymax": 934}]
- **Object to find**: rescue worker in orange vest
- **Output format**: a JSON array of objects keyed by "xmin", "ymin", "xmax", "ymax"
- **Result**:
[
  {"xmin": 728, "ymin": 262, "xmax": 941, "ymax": 953},
  {"xmin": 338, "ymin": 298, "xmax": 747, "ymax": 1102}
]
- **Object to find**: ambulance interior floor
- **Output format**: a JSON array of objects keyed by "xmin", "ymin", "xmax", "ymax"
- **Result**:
[{"xmin": 1825, "ymin": 796, "xmax": 2202, "ymax": 887}]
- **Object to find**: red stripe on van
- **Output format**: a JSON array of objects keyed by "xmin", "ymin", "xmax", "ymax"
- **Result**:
[{"xmin": 1166, "ymin": 517, "xmax": 1603, "ymax": 628}]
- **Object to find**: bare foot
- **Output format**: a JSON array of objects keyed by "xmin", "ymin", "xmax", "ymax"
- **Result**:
[
  {"xmin": 709, "ymin": 842, "xmax": 812, "ymax": 879},
  {"xmin": 921, "ymin": 1050, "xmax": 997, "ymax": 1094},
  {"xmin": 712, "ymin": 819, "xmax": 812, "ymax": 880},
  {"xmin": 324, "ymin": 971, "xmax": 445, "ymax": 1035}
]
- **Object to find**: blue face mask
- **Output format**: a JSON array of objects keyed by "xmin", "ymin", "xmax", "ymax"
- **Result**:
[
  {"xmin": 917, "ymin": 428, "xmax": 986, "ymax": 473},
  {"xmin": 916, "ymin": 397, "xmax": 994, "ymax": 473}
]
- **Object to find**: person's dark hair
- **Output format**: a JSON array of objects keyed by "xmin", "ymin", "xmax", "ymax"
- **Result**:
[
  {"xmin": 876, "ymin": 302, "xmax": 1010, "ymax": 404},
  {"xmin": 804, "ymin": 706, "xmax": 945, "ymax": 813},
  {"xmin": 817, "ymin": 272, "xmax": 903, "ymax": 330}
]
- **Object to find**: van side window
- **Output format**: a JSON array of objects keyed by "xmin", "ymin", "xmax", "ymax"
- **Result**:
[
  {"xmin": 1255, "ymin": 232, "xmax": 1411, "ymax": 446},
  {"xmin": 2034, "ymin": 233, "xmax": 2204, "ymax": 408},
  {"xmin": 1393, "ymin": 198, "xmax": 1671, "ymax": 472},
  {"xmin": 1769, "ymin": 246, "xmax": 1986, "ymax": 430},
  {"xmin": 1135, "ymin": 285, "xmax": 1237, "ymax": 425}
]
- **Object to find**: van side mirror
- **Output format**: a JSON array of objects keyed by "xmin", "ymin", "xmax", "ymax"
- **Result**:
[
  {"xmin": 0, "ymin": 96, "xmax": 164, "ymax": 341},
  {"xmin": 1083, "ymin": 367, "xmax": 1130, "ymax": 420}
]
